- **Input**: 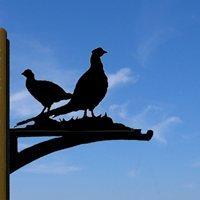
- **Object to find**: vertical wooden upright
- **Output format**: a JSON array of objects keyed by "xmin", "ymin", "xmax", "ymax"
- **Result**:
[{"xmin": 0, "ymin": 28, "xmax": 8, "ymax": 200}]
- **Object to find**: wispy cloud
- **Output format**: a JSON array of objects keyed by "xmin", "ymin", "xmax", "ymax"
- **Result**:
[
  {"xmin": 135, "ymin": 28, "xmax": 177, "ymax": 67},
  {"xmin": 23, "ymin": 162, "xmax": 82, "ymax": 175},
  {"xmin": 191, "ymin": 160, "xmax": 200, "ymax": 168},
  {"xmin": 25, "ymin": 40, "xmax": 53, "ymax": 55},
  {"xmin": 182, "ymin": 182, "xmax": 198, "ymax": 190},
  {"xmin": 151, "ymin": 116, "xmax": 182, "ymax": 143},
  {"xmin": 110, "ymin": 103, "xmax": 181, "ymax": 143},
  {"xmin": 10, "ymin": 89, "xmax": 70, "ymax": 121},
  {"xmin": 11, "ymin": 36, "xmax": 79, "ymax": 90},
  {"xmin": 10, "ymin": 90, "xmax": 29, "ymax": 103},
  {"xmin": 109, "ymin": 103, "xmax": 129, "ymax": 119},
  {"xmin": 131, "ymin": 105, "xmax": 162, "ymax": 127},
  {"xmin": 133, "ymin": 106, "xmax": 181, "ymax": 144},
  {"xmin": 10, "ymin": 90, "xmax": 41, "ymax": 118},
  {"xmin": 108, "ymin": 68, "xmax": 139, "ymax": 88},
  {"xmin": 128, "ymin": 168, "xmax": 138, "ymax": 177}
]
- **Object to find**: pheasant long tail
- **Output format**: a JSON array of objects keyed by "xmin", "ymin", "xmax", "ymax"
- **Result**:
[{"xmin": 46, "ymin": 102, "xmax": 78, "ymax": 117}]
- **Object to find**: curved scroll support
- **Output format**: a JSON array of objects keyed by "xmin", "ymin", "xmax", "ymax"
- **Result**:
[{"xmin": 10, "ymin": 130, "xmax": 153, "ymax": 173}]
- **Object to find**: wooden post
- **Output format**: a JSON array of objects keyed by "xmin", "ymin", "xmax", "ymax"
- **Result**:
[{"xmin": 0, "ymin": 28, "xmax": 9, "ymax": 200}]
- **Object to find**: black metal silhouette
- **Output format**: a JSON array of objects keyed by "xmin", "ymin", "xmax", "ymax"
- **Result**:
[
  {"xmin": 11, "ymin": 47, "xmax": 154, "ymax": 173},
  {"xmin": 22, "ymin": 69, "xmax": 72, "ymax": 113},
  {"xmin": 46, "ymin": 47, "xmax": 108, "ymax": 117},
  {"xmin": 16, "ymin": 113, "xmax": 140, "ymax": 131},
  {"xmin": 10, "ymin": 127, "xmax": 153, "ymax": 173}
]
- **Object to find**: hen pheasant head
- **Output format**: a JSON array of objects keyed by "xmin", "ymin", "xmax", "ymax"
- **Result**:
[{"xmin": 22, "ymin": 69, "xmax": 35, "ymax": 79}]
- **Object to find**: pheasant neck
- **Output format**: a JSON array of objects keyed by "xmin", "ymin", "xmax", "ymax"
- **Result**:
[
  {"xmin": 27, "ymin": 76, "xmax": 35, "ymax": 81},
  {"xmin": 90, "ymin": 54, "xmax": 103, "ymax": 70}
]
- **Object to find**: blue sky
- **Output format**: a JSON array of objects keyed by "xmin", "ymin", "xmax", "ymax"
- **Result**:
[{"xmin": 1, "ymin": 0, "xmax": 200, "ymax": 199}]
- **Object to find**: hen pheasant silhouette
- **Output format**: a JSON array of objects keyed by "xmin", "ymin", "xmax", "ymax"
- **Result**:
[
  {"xmin": 22, "ymin": 69, "xmax": 72, "ymax": 114},
  {"xmin": 46, "ymin": 47, "xmax": 108, "ymax": 117}
]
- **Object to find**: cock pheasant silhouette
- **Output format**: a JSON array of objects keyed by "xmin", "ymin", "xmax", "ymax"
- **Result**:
[{"xmin": 47, "ymin": 47, "xmax": 108, "ymax": 117}]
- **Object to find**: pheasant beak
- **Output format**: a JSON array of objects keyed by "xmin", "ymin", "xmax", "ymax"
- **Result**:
[
  {"xmin": 103, "ymin": 50, "xmax": 108, "ymax": 54},
  {"xmin": 21, "ymin": 71, "xmax": 25, "ymax": 76}
]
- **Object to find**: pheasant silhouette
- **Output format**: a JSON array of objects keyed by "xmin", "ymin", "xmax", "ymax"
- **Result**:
[
  {"xmin": 22, "ymin": 69, "xmax": 72, "ymax": 113},
  {"xmin": 47, "ymin": 47, "xmax": 108, "ymax": 117}
]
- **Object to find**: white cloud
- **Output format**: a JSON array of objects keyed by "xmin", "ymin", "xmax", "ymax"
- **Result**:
[
  {"xmin": 151, "ymin": 116, "xmax": 182, "ymax": 143},
  {"xmin": 23, "ymin": 162, "xmax": 82, "ymax": 175},
  {"xmin": 10, "ymin": 90, "xmax": 29, "ymax": 103},
  {"xmin": 108, "ymin": 68, "xmax": 139, "ymax": 88}
]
